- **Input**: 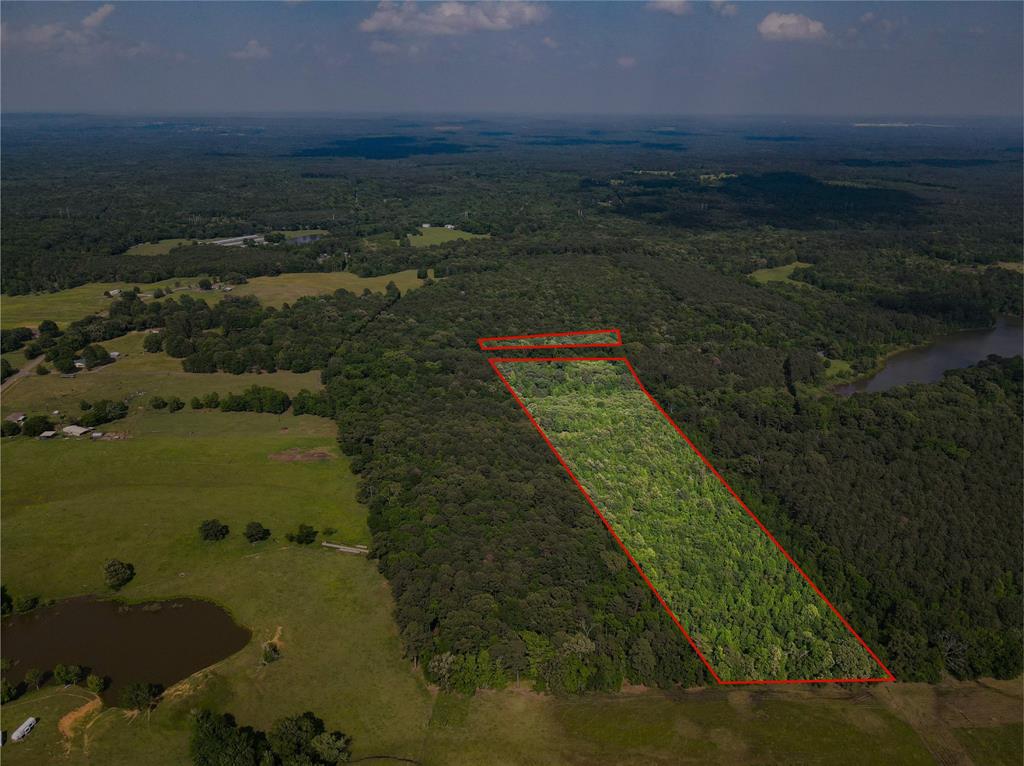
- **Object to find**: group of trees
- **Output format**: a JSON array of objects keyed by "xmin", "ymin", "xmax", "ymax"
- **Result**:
[
  {"xmin": 190, "ymin": 709, "xmax": 351, "ymax": 765},
  {"xmin": 1, "ymin": 662, "xmax": 109, "ymax": 705}
]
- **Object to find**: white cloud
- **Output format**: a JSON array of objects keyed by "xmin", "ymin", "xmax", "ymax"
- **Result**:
[
  {"xmin": 360, "ymin": 1, "xmax": 549, "ymax": 37},
  {"xmin": 757, "ymin": 12, "xmax": 828, "ymax": 42},
  {"xmin": 542, "ymin": 35, "xmax": 558, "ymax": 49},
  {"xmin": 647, "ymin": 1, "xmax": 692, "ymax": 17},
  {"xmin": 710, "ymin": 1, "xmax": 738, "ymax": 18},
  {"xmin": 81, "ymin": 3, "xmax": 115, "ymax": 31},
  {"xmin": 2, "ymin": 4, "xmax": 178, "ymax": 62},
  {"xmin": 617, "ymin": 55, "xmax": 637, "ymax": 69},
  {"xmin": 229, "ymin": 39, "xmax": 271, "ymax": 60}
]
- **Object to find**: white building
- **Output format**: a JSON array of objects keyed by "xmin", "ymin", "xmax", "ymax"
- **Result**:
[{"xmin": 62, "ymin": 425, "xmax": 93, "ymax": 437}]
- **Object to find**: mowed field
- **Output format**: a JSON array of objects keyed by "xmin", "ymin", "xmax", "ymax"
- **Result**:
[
  {"xmin": 408, "ymin": 228, "xmax": 488, "ymax": 248},
  {"xmin": 749, "ymin": 261, "xmax": 812, "ymax": 285},
  {"xmin": 0, "ymin": 332, "xmax": 321, "ymax": 420},
  {"xmin": 123, "ymin": 231, "xmax": 330, "ymax": 256},
  {"xmin": 1, "ymin": 268, "xmax": 426, "ymax": 329}
]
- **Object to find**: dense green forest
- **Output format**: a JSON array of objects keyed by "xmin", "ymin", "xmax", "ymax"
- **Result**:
[
  {"xmin": 2, "ymin": 115, "xmax": 1021, "ymax": 692},
  {"xmin": 497, "ymin": 359, "xmax": 883, "ymax": 682}
]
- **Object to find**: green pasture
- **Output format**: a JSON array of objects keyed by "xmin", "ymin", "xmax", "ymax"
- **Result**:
[
  {"xmin": 408, "ymin": 228, "xmax": 487, "ymax": 248},
  {"xmin": 749, "ymin": 261, "xmax": 812, "ymax": 285}
]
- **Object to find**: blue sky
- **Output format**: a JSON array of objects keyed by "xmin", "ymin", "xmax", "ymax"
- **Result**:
[{"xmin": 2, "ymin": 1, "xmax": 1021, "ymax": 115}]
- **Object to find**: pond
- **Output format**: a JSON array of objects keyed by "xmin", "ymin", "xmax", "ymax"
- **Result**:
[
  {"xmin": 835, "ymin": 316, "xmax": 1023, "ymax": 396},
  {"xmin": 1, "ymin": 597, "xmax": 250, "ymax": 704}
]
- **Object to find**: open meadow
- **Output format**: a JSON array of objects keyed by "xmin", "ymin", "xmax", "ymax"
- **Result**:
[
  {"xmin": 1, "ymin": 268, "xmax": 425, "ymax": 330},
  {"xmin": 408, "ymin": 228, "xmax": 487, "ymax": 248}
]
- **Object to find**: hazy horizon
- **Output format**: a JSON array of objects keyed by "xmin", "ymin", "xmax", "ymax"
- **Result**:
[{"xmin": 2, "ymin": 1, "xmax": 1021, "ymax": 117}]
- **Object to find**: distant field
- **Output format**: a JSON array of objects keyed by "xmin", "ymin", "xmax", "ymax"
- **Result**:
[
  {"xmin": 123, "ymin": 231, "xmax": 329, "ymax": 256},
  {"xmin": 1, "ymin": 268, "xmax": 426, "ymax": 329},
  {"xmin": 408, "ymin": 228, "xmax": 487, "ymax": 248},
  {"xmin": 750, "ymin": 261, "xmax": 812, "ymax": 285},
  {"xmin": 0, "ymin": 332, "xmax": 321, "ymax": 418},
  {"xmin": 232, "ymin": 268, "xmax": 427, "ymax": 306},
  {"xmin": 1, "ymin": 278, "xmax": 203, "ymax": 329},
  {"xmin": 124, "ymin": 239, "xmax": 195, "ymax": 256},
  {"xmin": 996, "ymin": 260, "xmax": 1024, "ymax": 273}
]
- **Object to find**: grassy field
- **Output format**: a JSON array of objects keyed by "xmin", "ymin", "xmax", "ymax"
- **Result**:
[
  {"xmin": 1, "ymin": 333, "xmax": 321, "ymax": 420},
  {"xmin": 750, "ymin": 261, "xmax": 812, "ymax": 285},
  {"xmin": 230, "ymin": 268, "xmax": 427, "ymax": 307},
  {"xmin": 996, "ymin": 260, "xmax": 1024, "ymax": 273},
  {"xmin": 1, "ymin": 409, "xmax": 434, "ymax": 765},
  {"xmin": 1, "ymin": 268, "xmax": 425, "ymax": 329},
  {"xmin": 408, "ymin": 228, "xmax": 488, "ymax": 248},
  {"xmin": 123, "ymin": 231, "xmax": 329, "ymax": 256},
  {"xmin": 124, "ymin": 239, "xmax": 196, "ymax": 256}
]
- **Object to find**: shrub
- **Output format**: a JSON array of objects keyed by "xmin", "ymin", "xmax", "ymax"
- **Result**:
[
  {"xmin": 286, "ymin": 524, "xmax": 318, "ymax": 545},
  {"xmin": 149, "ymin": 396, "xmax": 168, "ymax": 410},
  {"xmin": 1, "ymin": 421, "xmax": 21, "ymax": 438},
  {"xmin": 86, "ymin": 674, "xmax": 108, "ymax": 694},
  {"xmin": 199, "ymin": 519, "xmax": 229, "ymax": 541},
  {"xmin": 104, "ymin": 559, "xmax": 136, "ymax": 590},
  {"xmin": 120, "ymin": 681, "xmax": 161, "ymax": 711},
  {"xmin": 244, "ymin": 521, "xmax": 271, "ymax": 543}
]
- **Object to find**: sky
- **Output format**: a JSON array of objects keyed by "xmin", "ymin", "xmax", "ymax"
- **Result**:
[{"xmin": 1, "ymin": 1, "xmax": 1021, "ymax": 116}]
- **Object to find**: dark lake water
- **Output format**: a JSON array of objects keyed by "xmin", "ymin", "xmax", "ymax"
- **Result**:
[
  {"xmin": 836, "ymin": 317, "xmax": 1024, "ymax": 396},
  {"xmin": 1, "ymin": 597, "xmax": 250, "ymax": 704}
]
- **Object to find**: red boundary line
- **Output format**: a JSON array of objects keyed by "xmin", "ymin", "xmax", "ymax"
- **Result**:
[
  {"xmin": 488, "ymin": 355, "xmax": 895, "ymax": 685},
  {"xmin": 478, "ymin": 328, "xmax": 623, "ymax": 352}
]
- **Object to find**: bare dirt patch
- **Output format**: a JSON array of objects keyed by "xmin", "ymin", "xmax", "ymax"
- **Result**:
[
  {"xmin": 268, "ymin": 447, "xmax": 335, "ymax": 462},
  {"xmin": 59, "ymin": 696, "xmax": 103, "ymax": 752}
]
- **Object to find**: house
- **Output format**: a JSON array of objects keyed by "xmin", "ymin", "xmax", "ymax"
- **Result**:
[
  {"xmin": 421, "ymin": 223, "xmax": 432, "ymax": 228},
  {"xmin": 10, "ymin": 717, "xmax": 37, "ymax": 742},
  {"xmin": 62, "ymin": 425, "xmax": 93, "ymax": 437},
  {"xmin": 5, "ymin": 412, "xmax": 26, "ymax": 424},
  {"xmin": 109, "ymin": 351, "xmax": 121, "ymax": 360},
  {"xmin": 108, "ymin": 289, "xmax": 122, "ymax": 297},
  {"xmin": 90, "ymin": 432, "xmax": 104, "ymax": 440},
  {"xmin": 38, "ymin": 431, "xmax": 57, "ymax": 440},
  {"xmin": 444, "ymin": 224, "xmax": 456, "ymax": 230}
]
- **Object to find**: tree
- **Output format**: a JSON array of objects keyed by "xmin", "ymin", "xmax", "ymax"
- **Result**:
[
  {"xmin": 38, "ymin": 319, "xmax": 60, "ymax": 337},
  {"xmin": 168, "ymin": 396, "xmax": 185, "ymax": 412},
  {"xmin": 198, "ymin": 278, "xmax": 213, "ymax": 291},
  {"xmin": 86, "ymin": 674, "xmax": 108, "ymax": 694},
  {"xmin": 153, "ymin": 288, "xmax": 165, "ymax": 299},
  {"xmin": 25, "ymin": 668, "xmax": 45, "ymax": 690},
  {"xmin": 36, "ymin": 364, "xmax": 50, "ymax": 376},
  {"xmin": 143, "ymin": 332, "xmax": 164, "ymax": 353},
  {"xmin": 0, "ymin": 358, "xmax": 16, "ymax": 383},
  {"xmin": 21, "ymin": 415, "xmax": 53, "ymax": 437},
  {"xmin": 149, "ymin": 396, "xmax": 168, "ymax": 410},
  {"xmin": 53, "ymin": 663, "xmax": 84, "ymax": 685},
  {"xmin": 119, "ymin": 681, "xmax": 161, "ymax": 711},
  {"xmin": 245, "ymin": 521, "xmax": 271, "ymax": 544},
  {"xmin": 1, "ymin": 420, "xmax": 21, "ymax": 437},
  {"xmin": 200, "ymin": 519, "xmax": 230, "ymax": 541},
  {"xmin": 286, "ymin": 524, "xmax": 317, "ymax": 545},
  {"xmin": 0, "ymin": 680, "xmax": 20, "ymax": 703},
  {"xmin": 311, "ymin": 730, "xmax": 352, "ymax": 763},
  {"xmin": 104, "ymin": 559, "xmax": 136, "ymax": 590},
  {"xmin": 190, "ymin": 397, "xmax": 203, "ymax": 410}
]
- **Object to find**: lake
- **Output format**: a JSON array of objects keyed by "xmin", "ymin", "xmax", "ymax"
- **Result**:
[
  {"xmin": 1, "ymin": 597, "xmax": 250, "ymax": 704},
  {"xmin": 836, "ymin": 316, "xmax": 1024, "ymax": 395}
]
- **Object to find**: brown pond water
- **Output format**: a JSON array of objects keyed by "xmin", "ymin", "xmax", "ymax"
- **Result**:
[{"xmin": 1, "ymin": 596, "xmax": 250, "ymax": 704}]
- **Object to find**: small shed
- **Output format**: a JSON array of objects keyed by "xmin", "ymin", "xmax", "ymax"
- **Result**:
[
  {"xmin": 38, "ymin": 431, "xmax": 57, "ymax": 440},
  {"xmin": 421, "ymin": 223, "xmax": 432, "ymax": 228},
  {"xmin": 62, "ymin": 425, "xmax": 93, "ymax": 437},
  {"xmin": 444, "ymin": 224, "xmax": 456, "ymax": 230}
]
